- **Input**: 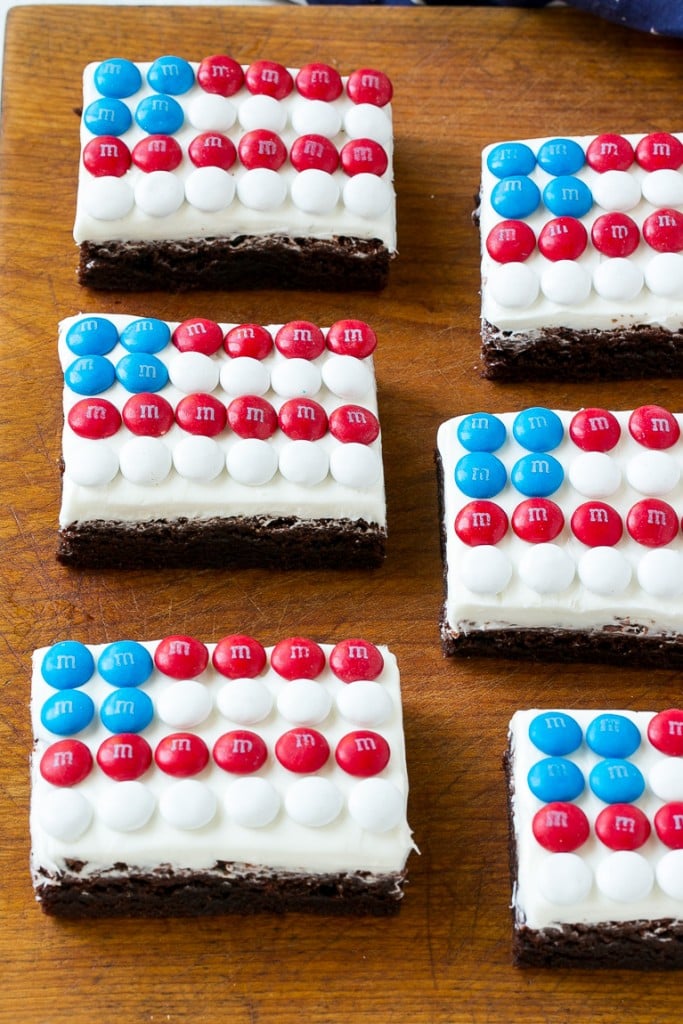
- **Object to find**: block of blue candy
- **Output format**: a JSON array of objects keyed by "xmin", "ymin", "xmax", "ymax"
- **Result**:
[
  {"xmin": 478, "ymin": 132, "xmax": 683, "ymax": 380},
  {"xmin": 506, "ymin": 707, "xmax": 683, "ymax": 967},
  {"xmin": 436, "ymin": 404, "xmax": 683, "ymax": 665}
]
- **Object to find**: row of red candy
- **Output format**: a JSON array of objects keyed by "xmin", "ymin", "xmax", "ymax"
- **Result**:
[
  {"xmin": 456, "ymin": 497, "xmax": 683, "ymax": 548},
  {"xmin": 533, "ymin": 799, "xmax": 683, "ymax": 854}
]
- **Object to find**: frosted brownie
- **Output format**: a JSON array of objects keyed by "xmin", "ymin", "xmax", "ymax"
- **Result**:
[
  {"xmin": 31, "ymin": 634, "xmax": 415, "ymax": 917},
  {"xmin": 75, "ymin": 56, "xmax": 396, "ymax": 291},
  {"xmin": 506, "ymin": 708, "xmax": 683, "ymax": 967},
  {"xmin": 57, "ymin": 314, "xmax": 386, "ymax": 569},
  {"xmin": 436, "ymin": 405, "xmax": 683, "ymax": 665},
  {"xmin": 479, "ymin": 132, "xmax": 683, "ymax": 379}
]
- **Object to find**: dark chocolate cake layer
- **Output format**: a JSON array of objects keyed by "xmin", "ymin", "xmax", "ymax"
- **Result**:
[
  {"xmin": 34, "ymin": 866, "xmax": 404, "ymax": 919},
  {"xmin": 481, "ymin": 321, "xmax": 683, "ymax": 382},
  {"xmin": 78, "ymin": 235, "xmax": 392, "ymax": 292},
  {"xmin": 57, "ymin": 515, "xmax": 387, "ymax": 570}
]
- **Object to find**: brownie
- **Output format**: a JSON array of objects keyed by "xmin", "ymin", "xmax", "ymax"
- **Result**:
[
  {"xmin": 478, "ymin": 132, "xmax": 683, "ymax": 381},
  {"xmin": 507, "ymin": 709, "xmax": 683, "ymax": 968},
  {"xmin": 75, "ymin": 57, "xmax": 396, "ymax": 292},
  {"xmin": 436, "ymin": 406, "xmax": 683, "ymax": 666},
  {"xmin": 31, "ymin": 636, "xmax": 415, "ymax": 918},
  {"xmin": 58, "ymin": 314, "xmax": 387, "ymax": 571}
]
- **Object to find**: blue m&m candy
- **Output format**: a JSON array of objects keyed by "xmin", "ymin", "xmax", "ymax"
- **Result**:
[
  {"xmin": 147, "ymin": 56, "xmax": 195, "ymax": 96},
  {"xmin": 65, "ymin": 355, "xmax": 116, "ymax": 396},
  {"xmin": 491, "ymin": 176, "xmax": 541, "ymax": 220},
  {"xmin": 455, "ymin": 452, "xmax": 507, "ymax": 499},
  {"xmin": 528, "ymin": 757, "xmax": 585, "ymax": 803},
  {"xmin": 135, "ymin": 94, "xmax": 184, "ymax": 135},
  {"xmin": 543, "ymin": 176, "xmax": 593, "ymax": 218},
  {"xmin": 84, "ymin": 98, "xmax": 132, "ymax": 137},
  {"xmin": 457, "ymin": 413, "xmax": 506, "ymax": 453},
  {"xmin": 98, "ymin": 641, "xmax": 154, "ymax": 687},
  {"xmin": 513, "ymin": 407, "xmax": 564, "ymax": 452},
  {"xmin": 586, "ymin": 714, "xmax": 641, "ymax": 759},
  {"xmin": 529, "ymin": 712, "xmax": 582, "ymax": 756},
  {"xmin": 41, "ymin": 689, "xmax": 95, "ymax": 736},
  {"xmin": 65, "ymin": 317, "xmax": 119, "ymax": 357},
  {"xmin": 119, "ymin": 319, "xmax": 171, "ymax": 354},
  {"xmin": 589, "ymin": 759, "xmax": 645, "ymax": 804},
  {"xmin": 537, "ymin": 138, "xmax": 585, "ymax": 176},
  {"xmin": 486, "ymin": 142, "xmax": 536, "ymax": 179},
  {"xmin": 94, "ymin": 58, "xmax": 142, "ymax": 99},
  {"xmin": 115, "ymin": 352, "xmax": 169, "ymax": 394},
  {"xmin": 511, "ymin": 453, "xmax": 564, "ymax": 497},
  {"xmin": 100, "ymin": 688, "xmax": 154, "ymax": 734},
  {"xmin": 41, "ymin": 641, "xmax": 95, "ymax": 689}
]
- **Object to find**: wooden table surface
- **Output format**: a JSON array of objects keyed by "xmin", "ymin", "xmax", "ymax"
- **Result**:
[{"xmin": 1, "ymin": 5, "xmax": 683, "ymax": 1021}]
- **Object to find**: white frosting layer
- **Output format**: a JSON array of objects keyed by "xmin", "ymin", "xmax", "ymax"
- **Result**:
[
  {"xmin": 59, "ymin": 314, "xmax": 386, "ymax": 530},
  {"xmin": 509, "ymin": 708, "xmax": 683, "ymax": 930},
  {"xmin": 75, "ymin": 60, "xmax": 396, "ymax": 250},
  {"xmin": 437, "ymin": 409, "xmax": 683, "ymax": 636},
  {"xmin": 480, "ymin": 133, "xmax": 683, "ymax": 334},
  {"xmin": 31, "ymin": 641, "xmax": 415, "ymax": 882}
]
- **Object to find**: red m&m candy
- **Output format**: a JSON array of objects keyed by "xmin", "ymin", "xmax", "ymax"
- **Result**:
[
  {"xmin": 328, "ymin": 405, "xmax": 379, "ymax": 445},
  {"xmin": 238, "ymin": 129, "xmax": 287, "ymax": 171},
  {"xmin": 155, "ymin": 635, "xmax": 209, "ymax": 679},
  {"xmin": 538, "ymin": 217, "xmax": 587, "ymax": 261},
  {"xmin": 511, "ymin": 498, "xmax": 564, "ymax": 543},
  {"xmin": 626, "ymin": 499, "xmax": 679, "ymax": 547},
  {"xmin": 196, "ymin": 55, "xmax": 244, "ymax": 97},
  {"xmin": 655, "ymin": 802, "xmax": 683, "ymax": 849},
  {"xmin": 340, "ymin": 139, "xmax": 388, "ymax": 177},
  {"xmin": 571, "ymin": 501, "xmax": 623, "ymax": 546},
  {"xmin": 628, "ymin": 405, "xmax": 680, "ymax": 449},
  {"xmin": 346, "ymin": 68, "xmax": 392, "ymax": 107},
  {"xmin": 329, "ymin": 639, "xmax": 384, "ymax": 682},
  {"xmin": 155, "ymin": 733, "xmax": 210, "ymax": 777},
  {"xmin": 68, "ymin": 397, "xmax": 121, "ymax": 439},
  {"xmin": 290, "ymin": 134, "xmax": 339, "ymax": 174},
  {"xmin": 175, "ymin": 393, "xmax": 227, "ymax": 437},
  {"xmin": 227, "ymin": 395, "xmax": 278, "ymax": 440},
  {"xmin": 531, "ymin": 801, "xmax": 590, "ymax": 852},
  {"xmin": 245, "ymin": 60, "xmax": 293, "ymax": 100},
  {"xmin": 648, "ymin": 709, "xmax": 683, "ymax": 756},
  {"xmin": 586, "ymin": 133, "xmax": 634, "ymax": 172},
  {"xmin": 188, "ymin": 132, "xmax": 237, "ymax": 170},
  {"xmin": 172, "ymin": 318, "xmax": 224, "ymax": 355},
  {"xmin": 275, "ymin": 321, "xmax": 326, "ymax": 360},
  {"xmin": 83, "ymin": 135, "xmax": 131, "ymax": 177},
  {"xmin": 213, "ymin": 730, "xmax": 268, "ymax": 774},
  {"xmin": 271, "ymin": 637, "xmax": 326, "ymax": 680},
  {"xmin": 132, "ymin": 135, "xmax": 182, "ymax": 173},
  {"xmin": 97, "ymin": 733, "xmax": 152, "ymax": 781},
  {"xmin": 642, "ymin": 209, "xmax": 683, "ymax": 253},
  {"xmin": 485, "ymin": 220, "xmax": 536, "ymax": 264},
  {"xmin": 275, "ymin": 728, "xmax": 330, "ymax": 772},
  {"xmin": 454, "ymin": 500, "xmax": 508, "ymax": 546},
  {"xmin": 278, "ymin": 398, "xmax": 328, "ymax": 441},
  {"xmin": 591, "ymin": 213, "xmax": 640, "ymax": 258},
  {"xmin": 212, "ymin": 634, "xmax": 267, "ymax": 678},
  {"xmin": 569, "ymin": 408, "xmax": 621, "ymax": 452},
  {"xmin": 326, "ymin": 320, "xmax": 377, "ymax": 358},
  {"xmin": 40, "ymin": 739, "xmax": 93, "ymax": 786},
  {"xmin": 635, "ymin": 132, "xmax": 683, "ymax": 172},
  {"xmin": 122, "ymin": 392, "xmax": 175, "ymax": 436},
  {"xmin": 295, "ymin": 63, "xmax": 343, "ymax": 102},
  {"xmin": 224, "ymin": 324, "xmax": 273, "ymax": 360},
  {"xmin": 335, "ymin": 731, "xmax": 390, "ymax": 777},
  {"xmin": 595, "ymin": 803, "xmax": 651, "ymax": 851}
]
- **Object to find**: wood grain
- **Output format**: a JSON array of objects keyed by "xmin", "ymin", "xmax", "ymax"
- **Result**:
[{"xmin": 1, "ymin": 6, "xmax": 683, "ymax": 1021}]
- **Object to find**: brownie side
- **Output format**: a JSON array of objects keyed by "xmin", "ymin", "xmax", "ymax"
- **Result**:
[
  {"xmin": 504, "ymin": 744, "xmax": 683, "ymax": 968},
  {"xmin": 78, "ymin": 235, "xmax": 392, "ymax": 292},
  {"xmin": 57, "ymin": 515, "xmax": 387, "ymax": 570},
  {"xmin": 34, "ymin": 864, "xmax": 404, "ymax": 919},
  {"xmin": 441, "ymin": 623, "xmax": 683, "ymax": 667},
  {"xmin": 481, "ymin": 320, "xmax": 683, "ymax": 382}
]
